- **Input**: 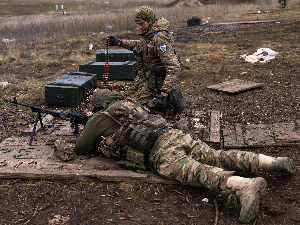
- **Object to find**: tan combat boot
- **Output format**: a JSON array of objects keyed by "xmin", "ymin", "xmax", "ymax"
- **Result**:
[
  {"xmin": 258, "ymin": 154, "xmax": 294, "ymax": 174},
  {"xmin": 227, "ymin": 176, "xmax": 267, "ymax": 223}
]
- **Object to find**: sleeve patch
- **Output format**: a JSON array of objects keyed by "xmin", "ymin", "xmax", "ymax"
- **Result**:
[{"xmin": 159, "ymin": 43, "xmax": 167, "ymax": 53}]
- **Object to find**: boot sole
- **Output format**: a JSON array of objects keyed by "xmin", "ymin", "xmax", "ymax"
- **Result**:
[{"xmin": 239, "ymin": 177, "xmax": 267, "ymax": 223}]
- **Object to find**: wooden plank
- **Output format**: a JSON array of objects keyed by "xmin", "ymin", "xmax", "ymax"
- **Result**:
[
  {"xmin": 202, "ymin": 128, "xmax": 210, "ymax": 142},
  {"xmin": 207, "ymin": 79, "xmax": 264, "ymax": 93},
  {"xmin": 223, "ymin": 122, "xmax": 300, "ymax": 148},
  {"xmin": 235, "ymin": 123, "xmax": 244, "ymax": 146},
  {"xmin": 223, "ymin": 125, "xmax": 236, "ymax": 147},
  {"xmin": 275, "ymin": 130, "xmax": 300, "ymax": 143},
  {"xmin": 273, "ymin": 122, "xmax": 295, "ymax": 133},
  {"xmin": 209, "ymin": 110, "xmax": 221, "ymax": 143},
  {"xmin": 224, "ymin": 142, "xmax": 300, "ymax": 148},
  {"xmin": 0, "ymin": 136, "xmax": 179, "ymax": 184},
  {"xmin": 244, "ymin": 124, "xmax": 275, "ymax": 146}
]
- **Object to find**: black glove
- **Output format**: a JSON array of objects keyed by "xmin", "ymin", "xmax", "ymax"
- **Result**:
[
  {"xmin": 108, "ymin": 35, "xmax": 120, "ymax": 46},
  {"xmin": 155, "ymin": 93, "xmax": 169, "ymax": 112},
  {"xmin": 169, "ymin": 88, "xmax": 184, "ymax": 115}
]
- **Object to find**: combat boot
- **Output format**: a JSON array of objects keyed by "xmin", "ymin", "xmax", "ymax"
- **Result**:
[
  {"xmin": 258, "ymin": 154, "xmax": 294, "ymax": 174},
  {"xmin": 226, "ymin": 176, "xmax": 267, "ymax": 223}
]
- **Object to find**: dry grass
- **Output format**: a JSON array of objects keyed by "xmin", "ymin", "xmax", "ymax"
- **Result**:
[
  {"xmin": 0, "ymin": 0, "xmax": 299, "ymax": 105},
  {"xmin": 1, "ymin": 0, "xmax": 297, "ymax": 42}
]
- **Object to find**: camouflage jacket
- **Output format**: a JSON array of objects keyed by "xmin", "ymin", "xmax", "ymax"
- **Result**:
[
  {"xmin": 95, "ymin": 96, "xmax": 167, "ymax": 158},
  {"xmin": 121, "ymin": 18, "xmax": 181, "ymax": 93}
]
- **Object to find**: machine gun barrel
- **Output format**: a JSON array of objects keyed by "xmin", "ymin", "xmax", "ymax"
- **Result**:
[{"xmin": 4, "ymin": 97, "xmax": 89, "ymax": 145}]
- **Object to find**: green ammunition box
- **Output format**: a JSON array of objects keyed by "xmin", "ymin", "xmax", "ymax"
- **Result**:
[
  {"xmin": 187, "ymin": 18, "xmax": 202, "ymax": 26},
  {"xmin": 79, "ymin": 61, "xmax": 137, "ymax": 80},
  {"xmin": 96, "ymin": 49, "xmax": 135, "ymax": 62},
  {"xmin": 45, "ymin": 72, "xmax": 96, "ymax": 106}
]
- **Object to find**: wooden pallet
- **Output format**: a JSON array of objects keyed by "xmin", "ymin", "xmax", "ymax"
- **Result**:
[
  {"xmin": 0, "ymin": 120, "xmax": 178, "ymax": 184},
  {"xmin": 207, "ymin": 79, "xmax": 264, "ymax": 93},
  {"xmin": 184, "ymin": 109, "xmax": 221, "ymax": 143},
  {"xmin": 223, "ymin": 122, "xmax": 300, "ymax": 148}
]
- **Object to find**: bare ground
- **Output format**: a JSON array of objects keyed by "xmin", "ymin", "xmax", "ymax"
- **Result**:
[{"xmin": 1, "ymin": 8, "xmax": 300, "ymax": 225}]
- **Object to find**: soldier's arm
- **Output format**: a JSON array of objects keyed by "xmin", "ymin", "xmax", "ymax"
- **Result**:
[
  {"xmin": 153, "ymin": 32, "xmax": 181, "ymax": 93},
  {"xmin": 120, "ymin": 39, "xmax": 140, "ymax": 51},
  {"xmin": 75, "ymin": 113, "xmax": 120, "ymax": 155}
]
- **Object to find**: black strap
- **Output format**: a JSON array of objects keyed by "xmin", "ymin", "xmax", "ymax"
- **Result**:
[{"xmin": 155, "ymin": 127, "xmax": 171, "ymax": 143}]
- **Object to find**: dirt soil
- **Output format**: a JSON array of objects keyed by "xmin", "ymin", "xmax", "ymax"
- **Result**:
[{"xmin": 1, "ymin": 11, "xmax": 300, "ymax": 225}]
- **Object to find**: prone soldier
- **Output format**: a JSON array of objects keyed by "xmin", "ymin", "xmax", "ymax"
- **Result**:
[{"xmin": 72, "ymin": 89, "xmax": 294, "ymax": 224}]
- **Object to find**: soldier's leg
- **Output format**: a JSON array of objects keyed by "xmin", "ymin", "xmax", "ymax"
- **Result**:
[
  {"xmin": 188, "ymin": 139, "xmax": 294, "ymax": 174},
  {"xmin": 130, "ymin": 83, "xmax": 156, "ymax": 112},
  {"xmin": 149, "ymin": 129, "xmax": 235, "ymax": 191},
  {"xmin": 149, "ymin": 129, "xmax": 267, "ymax": 223},
  {"xmin": 122, "ymin": 81, "xmax": 156, "ymax": 110}
]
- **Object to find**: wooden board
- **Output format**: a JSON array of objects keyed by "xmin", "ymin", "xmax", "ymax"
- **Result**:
[
  {"xmin": 223, "ymin": 122, "xmax": 299, "ymax": 148},
  {"xmin": 209, "ymin": 110, "xmax": 221, "ymax": 143},
  {"xmin": 183, "ymin": 109, "xmax": 221, "ymax": 144},
  {"xmin": 185, "ymin": 109, "xmax": 221, "ymax": 143},
  {"xmin": 0, "ymin": 122, "xmax": 179, "ymax": 185},
  {"xmin": 207, "ymin": 79, "xmax": 264, "ymax": 93},
  {"xmin": 275, "ymin": 130, "xmax": 300, "ymax": 143},
  {"xmin": 223, "ymin": 125, "xmax": 237, "ymax": 147},
  {"xmin": 244, "ymin": 124, "xmax": 275, "ymax": 146},
  {"xmin": 235, "ymin": 123, "xmax": 244, "ymax": 146}
]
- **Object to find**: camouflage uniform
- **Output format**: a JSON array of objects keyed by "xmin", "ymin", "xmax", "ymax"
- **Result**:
[
  {"xmin": 120, "ymin": 6, "xmax": 181, "ymax": 110},
  {"xmin": 74, "ymin": 90, "xmax": 294, "ymax": 223},
  {"xmin": 75, "ymin": 95, "xmax": 265, "ymax": 192}
]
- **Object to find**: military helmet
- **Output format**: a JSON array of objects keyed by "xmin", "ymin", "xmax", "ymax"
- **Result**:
[
  {"xmin": 135, "ymin": 6, "xmax": 156, "ymax": 25},
  {"xmin": 90, "ymin": 88, "xmax": 112, "ymax": 107}
]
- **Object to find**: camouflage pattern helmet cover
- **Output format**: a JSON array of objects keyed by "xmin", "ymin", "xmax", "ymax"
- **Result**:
[
  {"xmin": 135, "ymin": 6, "xmax": 156, "ymax": 25},
  {"xmin": 90, "ymin": 88, "xmax": 112, "ymax": 107}
]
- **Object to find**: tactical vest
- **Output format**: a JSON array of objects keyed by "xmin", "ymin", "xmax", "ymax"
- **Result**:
[
  {"xmin": 98, "ymin": 98, "xmax": 168, "ymax": 170},
  {"xmin": 134, "ymin": 32, "xmax": 168, "ymax": 91}
]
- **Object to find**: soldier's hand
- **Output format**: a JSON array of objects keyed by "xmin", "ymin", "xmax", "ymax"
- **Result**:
[
  {"xmin": 108, "ymin": 35, "xmax": 120, "ymax": 46},
  {"xmin": 155, "ymin": 93, "xmax": 169, "ymax": 112},
  {"xmin": 160, "ymin": 91, "xmax": 168, "ymax": 97}
]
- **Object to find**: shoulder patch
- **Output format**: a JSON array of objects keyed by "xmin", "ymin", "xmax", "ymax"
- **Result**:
[{"xmin": 159, "ymin": 43, "xmax": 167, "ymax": 53}]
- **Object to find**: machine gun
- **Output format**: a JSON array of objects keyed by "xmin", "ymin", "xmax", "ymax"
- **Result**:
[{"xmin": 4, "ymin": 97, "xmax": 89, "ymax": 145}]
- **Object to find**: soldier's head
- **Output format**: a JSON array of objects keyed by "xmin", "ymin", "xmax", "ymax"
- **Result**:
[
  {"xmin": 135, "ymin": 6, "xmax": 156, "ymax": 32},
  {"xmin": 90, "ymin": 88, "xmax": 112, "ymax": 107}
]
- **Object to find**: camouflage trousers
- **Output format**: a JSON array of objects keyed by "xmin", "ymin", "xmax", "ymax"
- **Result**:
[
  {"xmin": 122, "ymin": 81, "xmax": 156, "ymax": 112},
  {"xmin": 148, "ymin": 129, "xmax": 260, "ymax": 192}
]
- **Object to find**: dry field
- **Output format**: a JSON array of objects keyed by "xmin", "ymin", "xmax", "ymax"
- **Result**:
[{"xmin": 1, "ymin": 0, "xmax": 300, "ymax": 224}]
